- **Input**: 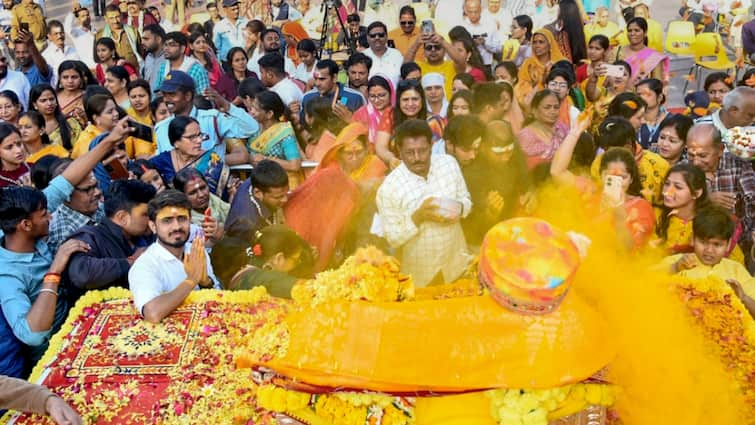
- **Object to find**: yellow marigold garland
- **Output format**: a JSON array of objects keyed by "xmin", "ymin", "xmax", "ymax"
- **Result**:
[
  {"xmin": 291, "ymin": 246, "xmax": 414, "ymax": 306},
  {"xmin": 675, "ymin": 277, "xmax": 755, "ymax": 417}
]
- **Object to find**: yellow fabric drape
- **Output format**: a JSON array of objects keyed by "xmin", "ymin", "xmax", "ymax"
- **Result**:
[
  {"xmin": 515, "ymin": 29, "xmax": 566, "ymax": 106},
  {"xmin": 256, "ymin": 292, "xmax": 614, "ymax": 393}
]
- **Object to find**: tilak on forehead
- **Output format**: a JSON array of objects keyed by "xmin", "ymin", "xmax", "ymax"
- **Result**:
[{"xmin": 155, "ymin": 207, "xmax": 190, "ymax": 221}]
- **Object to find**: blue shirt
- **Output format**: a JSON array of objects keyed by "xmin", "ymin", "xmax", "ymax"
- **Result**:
[
  {"xmin": 18, "ymin": 63, "xmax": 53, "ymax": 87},
  {"xmin": 0, "ymin": 175, "xmax": 73, "ymax": 367},
  {"xmin": 299, "ymin": 82, "xmax": 365, "ymax": 124},
  {"xmin": 155, "ymin": 105, "xmax": 260, "ymax": 159},
  {"xmin": 213, "ymin": 17, "xmax": 249, "ymax": 63}
]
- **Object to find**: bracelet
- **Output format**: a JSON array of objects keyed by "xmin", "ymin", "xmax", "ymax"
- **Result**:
[
  {"xmin": 39, "ymin": 288, "xmax": 58, "ymax": 296},
  {"xmin": 44, "ymin": 272, "xmax": 61, "ymax": 278},
  {"xmin": 43, "ymin": 275, "xmax": 61, "ymax": 285}
]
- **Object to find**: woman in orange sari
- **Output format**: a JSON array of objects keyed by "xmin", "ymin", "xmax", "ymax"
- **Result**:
[
  {"xmin": 514, "ymin": 28, "xmax": 565, "ymax": 110},
  {"xmin": 281, "ymin": 21, "xmax": 309, "ymax": 66},
  {"xmin": 285, "ymin": 123, "xmax": 387, "ymax": 271}
]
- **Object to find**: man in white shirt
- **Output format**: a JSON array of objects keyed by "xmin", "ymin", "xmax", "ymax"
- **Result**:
[
  {"xmin": 363, "ymin": 21, "xmax": 404, "ymax": 87},
  {"xmin": 129, "ymin": 190, "xmax": 220, "ymax": 323},
  {"xmin": 258, "ymin": 52, "xmax": 303, "ymax": 106},
  {"xmin": 247, "ymin": 28, "xmax": 296, "ymax": 77},
  {"xmin": 0, "ymin": 57, "xmax": 30, "ymax": 108},
  {"xmin": 63, "ymin": 5, "xmax": 96, "ymax": 69},
  {"xmin": 463, "ymin": 0, "xmax": 500, "ymax": 68},
  {"xmin": 41, "ymin": 20, "xmax": 79, "ymax": 84},
  {"xmin": 298, "ymin": 0, "xmax": 323, "ymax": 39},
  {"xmin": 487, "ymin": 0, "xmax": 512, "ymax": 36},
  {"xmin": 376, "ymin": 119, "xmax": 472, "ymax": 287}
]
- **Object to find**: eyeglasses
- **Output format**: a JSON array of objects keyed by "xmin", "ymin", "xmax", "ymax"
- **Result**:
[
  {"xmin": 368, "ymin": 92, "xmax": 389, "ymax": 101},
  {"xmin": 182, "ymin": 132, "xmax": 210, "ymax": 142},
  {"xmin": 424, "ymin": 44, "xmax": 442, "ymax": 51},
  {"xmin": 74, "ymin": 182, "xmax": 99, "ymax": 195},
  {"xmin": 400, "ymin": 20, "xmax": 415, "ymax": 26},
  {"xmin": 368, "ymin": 32, "xmax": 386, "ymax": 39}
]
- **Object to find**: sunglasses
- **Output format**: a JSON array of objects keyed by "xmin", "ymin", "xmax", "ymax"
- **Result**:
[
  {"xmin": 400, "ymin": 20, "xmax": 415, "ymax": 26},
  {"xmin": 424, "ymin": 44, "xmax": 442, "ymax": 51},
  {"xmin": 368, "ymin": 32, "xmax": 386, "ymax": 39}
]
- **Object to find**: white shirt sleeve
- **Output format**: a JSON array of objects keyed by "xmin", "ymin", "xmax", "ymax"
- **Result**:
[
  {"xmin": 376, "ymin": 175, "xmax": 420, "ymax": 248},
  {"xmin": 128, "ymin": 255, "xmax": 165, "ymax": 316}
]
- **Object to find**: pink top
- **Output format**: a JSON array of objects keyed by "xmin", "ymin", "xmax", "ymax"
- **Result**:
[{"xmin": 517, "ymin": 121, "xmax": 569, "ymax": 169}]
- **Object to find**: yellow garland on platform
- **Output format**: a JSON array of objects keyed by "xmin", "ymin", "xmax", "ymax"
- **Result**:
[
  {"xmin": 255, "ymin": 383, "xmax": 616, "ymax": 425},
  {"xmin": 291, "ymin": 246, "xmax": 414, "ymax": 306}
]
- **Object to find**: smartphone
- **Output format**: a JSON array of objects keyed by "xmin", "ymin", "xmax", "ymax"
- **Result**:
[
  {"xmin": 105, "ymin": 158, "xmax": 130, "ymax": 180},
  {"xmin": 602, "ymin": 175, "xmax": 624, "ymax": 206},
  {"xmin": 128, "ymin": 119, "xmax": 154, "ymax": 142},
  {"xmin": 340, "ymin": 96, "xmax": 348, "ymax": 106},
  {"xmin": 604, "ymin": 64, "xmax": 626, "ymax": 78},
  {"xmin": 421, "ymin": 19, "xmax": 434, "ymax": 34},
  {"xmin": 20, "ymin": 22, "xmax": 29, "ymax": 32}
]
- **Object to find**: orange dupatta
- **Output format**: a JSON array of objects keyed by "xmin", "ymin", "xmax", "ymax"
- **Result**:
[{"xmin": 514, "ymin": 29, "xmax": 565, "ymax": 107}]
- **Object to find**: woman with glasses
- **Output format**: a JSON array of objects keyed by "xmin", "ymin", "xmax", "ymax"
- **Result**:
[
  {"xmin": 353, "ymin": 75, "xmax": 394, "ymax": 147},
  {"xmin": 544, "ymin": 68, "xmax": 580, "ymax": 129},
  {"xmin": 247, "ymin": 90, "xmax": 303, "ymax": 187},
  {"xmin": 150, "ymin": 116, "xmax": 231, "ymax": 199}
]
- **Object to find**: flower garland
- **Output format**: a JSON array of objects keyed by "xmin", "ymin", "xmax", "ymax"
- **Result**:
[
  {"xmin": 254, "ymin": 383, "xmax": 615, "ymax": 425},
  {"xmin": 291, "ymin": 246, "xmax": 414, "ymax": 307},
  {"xmin": 256, "ymin": 385, "xmax": 415, "ymax": 425},
  {"xmin": 675, "ymin": 277, "xmax": 755, "ymax": 416}
]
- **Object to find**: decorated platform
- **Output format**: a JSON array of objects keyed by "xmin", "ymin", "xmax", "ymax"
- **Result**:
[{"xmin": 1, "ymin": 242, "xmax": 753, "ymax": 424}]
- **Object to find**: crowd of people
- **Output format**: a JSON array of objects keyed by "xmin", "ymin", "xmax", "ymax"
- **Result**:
[{"xmin": 0, "ymin": 0, "xmax": 753, "ymax": 422}]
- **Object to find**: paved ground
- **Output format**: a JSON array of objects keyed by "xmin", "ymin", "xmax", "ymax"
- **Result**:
[{"xmin": 46, "ymin": 0, "xmax": 745, "ymax": 108}]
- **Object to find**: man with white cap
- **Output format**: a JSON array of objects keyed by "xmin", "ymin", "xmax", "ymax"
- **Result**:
[{"xmin": 422, "ymin": 72, "xmax": 448, "ymax": 119}]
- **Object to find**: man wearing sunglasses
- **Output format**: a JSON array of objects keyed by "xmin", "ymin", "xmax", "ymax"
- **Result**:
[
  {"xmin": 404, "ymin": 29, "xmax": 466, "ymax": 99},
  {"xmin": 363, "ymin": 21, "xmax": 403, "ymax": 86},
  {"xmin": 387, "ymin": 5, "xmax": 424, "ymax": 61}
]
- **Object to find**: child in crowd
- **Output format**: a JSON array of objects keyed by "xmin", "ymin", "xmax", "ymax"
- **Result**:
[{"xmin": 660, "ymin": 207, "xmax": 755, "ymax": 318}]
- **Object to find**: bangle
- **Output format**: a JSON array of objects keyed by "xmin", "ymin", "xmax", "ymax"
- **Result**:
[
  {"xmin": 39, "ymin": 288, "xmax": 58, "ymax": 297},
  {"xmin": 43, "ymin": 275, "xmax": 61, "ymax": 285}
]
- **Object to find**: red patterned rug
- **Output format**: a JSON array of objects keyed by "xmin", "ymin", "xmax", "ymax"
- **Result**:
[{"xmin": 2, "ymin": 288, "xmax": 287, "ymax": 424}]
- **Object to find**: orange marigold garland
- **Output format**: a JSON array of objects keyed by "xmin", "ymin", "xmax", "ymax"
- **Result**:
[{"xmin": 675, "ymin": 278, "xmax": 755, "ymax": 420}]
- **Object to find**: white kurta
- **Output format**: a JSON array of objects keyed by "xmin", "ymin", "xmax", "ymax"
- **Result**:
[{"xmin": 376, "ymin": 153, "xmax": 472, "ymax": 287}]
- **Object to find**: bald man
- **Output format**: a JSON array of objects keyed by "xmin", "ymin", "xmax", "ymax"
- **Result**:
[
  {"xmin": 462, "ymin": 0, "xmax": 501, "ymax": 68},
  {"xmin": 696, "ymin": 86, "xmax": 755, "ymax": 141},
  {"xmin": 686, "ymin": 123, "xmax": 755, "ymax": 270}
]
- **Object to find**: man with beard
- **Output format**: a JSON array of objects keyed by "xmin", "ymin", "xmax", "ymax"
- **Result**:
[
  {"xmin": 247, "ymin": 28, "xmax": 296, "ymax": 78},
  {"xmin": 376, "ymin": 119, "xmax": 471, "ymax": 287},
  {"xmin": 154, "ymin": 70, "xmax": 257, "ymax": 165},
  {"xmin": 13, "ymin": 27, "xmax": 52, "ymax": 86},
  {"xmin": 129, "ymin": 190, "xmax": 220, "ymax": 323},
  {"xmin": 445, "ymin": 115, "xmax": 528, "ymax": 247},
  {"xmin": 64, "ymin": 5, "xmax": 96, "ymax": 69},
  {"xmin": 345, "ymin": 52, "xmax": 372, "ymax": 99},
  {"xmin": 140, "ymin": 24, "xmax": 166, "ymax": 94},
  {"xmin": 299, "ymin": 59, "xmax": 365, "ymax": 124},
  {"xmin": 96, "ymin": 4, "xmax": 142, "ymax": 69},
  {"xmin": 0, "ymin": 49, "xmax": 31, "ymax": 108},
  {"xmin": 154, "ymin": 32, "xmax": 210, "ymax": 94},
  {"xmin": 63, "ymin": 180, "xmax": 156, "ymax": 306}
]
